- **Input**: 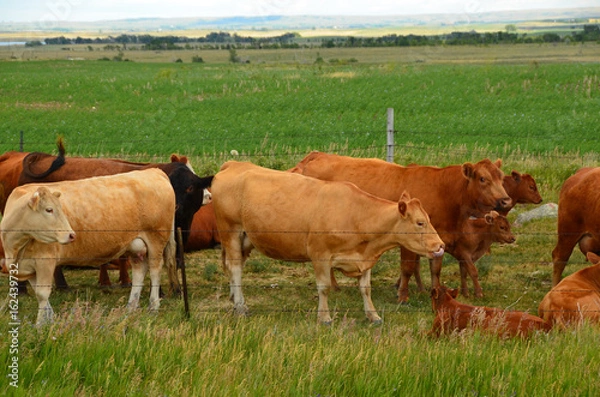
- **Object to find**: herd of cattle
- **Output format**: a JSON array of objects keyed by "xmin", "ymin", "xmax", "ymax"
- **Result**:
[{"xmin": 1, "ymin": 143, "xmax": 599, "ymax": 337}]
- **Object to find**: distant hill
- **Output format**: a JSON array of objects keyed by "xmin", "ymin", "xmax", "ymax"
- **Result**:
[{"xmin": 1, "ymin": 7, "xmax": 598, "ymax": 34}]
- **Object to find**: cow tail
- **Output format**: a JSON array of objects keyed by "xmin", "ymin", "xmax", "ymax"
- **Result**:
[
  {"xmin": 20, "ymin": 138, "xmax": 67, "ymax": 180},
  {"xmin": 164, "ymin": 226, "xmax": 180, "ymax": 296}
]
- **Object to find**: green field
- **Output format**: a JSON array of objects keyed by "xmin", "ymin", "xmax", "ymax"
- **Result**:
[{"xmin": 1, "ymin": 46, "xmax": 600, "ymax": 395}]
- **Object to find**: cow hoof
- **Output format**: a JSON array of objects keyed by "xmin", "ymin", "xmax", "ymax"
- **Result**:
[
  {"xmin": 320, "ymin": 319, "xmax": 333, "ymax": 326},
  {"xmin": 120, "ymin": 283, "xmax": 132, "ymax": 289},
  {"xmin": 370, "ymin": 318, "xmax": 383, "ymax": 326}
]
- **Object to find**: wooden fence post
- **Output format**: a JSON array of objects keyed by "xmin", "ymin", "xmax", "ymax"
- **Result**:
[
  {"xmin": 19, "ymin": 131, "xmax": 24, "ymax": 152},
  {"xmin": 386, "ymin": 108, "xmax": 394, "ymax": 163}
]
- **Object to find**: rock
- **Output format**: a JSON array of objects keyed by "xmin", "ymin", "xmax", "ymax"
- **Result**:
[{"xmin": 513, "ymin": 203, "xmax": 558, "ymax": 227}]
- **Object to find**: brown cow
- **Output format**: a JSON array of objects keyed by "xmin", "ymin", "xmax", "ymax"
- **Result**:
[
  {"xmin": 552, "ymin": 167, "xmax": 600, "ymax": 286},
  {"xmin": 0, "ymin": 151, "xmax": 28, "ymax": 213},
  {"xmin": 430, "ymin": 286, "xmax": 551, "ymax": 338},
  {"xmin": 290, "ymin": 151, "xmax": 510, "ymax": 302},
  {"xmin": 538, "ymin": 252, "xmax": 600, "ymax": 327},
  {"xmin": 184, "ymin": 203, "xmax": 221, "ymax": 252},
  {"xmin": 437, "ymin": 211, "xmax": 515, "ymax": 298},
  {"xmin": 499, "ymin": 170, "xmax": 543, "ymax": 216},
  {"xmin": 212, "ymin": 161, "xmax": 445, "ymax": 324},
  {"xmin": 1, "ymin": 169, "xmax": 177, "ymax": 325}
]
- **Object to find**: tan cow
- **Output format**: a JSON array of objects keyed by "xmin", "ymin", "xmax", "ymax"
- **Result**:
[
  {"xmin": 538, "ymin": 252, "xmax": 600, "ymax": 327},
  {"xmin": 430, "ymin": 286, "xmax": 551, "ymax": 338},
  {"xmin": 212, "ymin": 161, "xmax": 445, "ymax": 324},
  {"xmin": 290, "ymin": 151, "xmax": 510, "ymax": 302},
  {"xmin": 1, "ymin": 169, "xmax": 177, "ymax": 325},
  {"xmin": 552, "ymin": 167, "xmax": 600, "ymax": 285}
]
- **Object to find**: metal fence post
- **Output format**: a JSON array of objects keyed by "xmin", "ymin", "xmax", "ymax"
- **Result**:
[{"xmin": 386, "ymin": 108, "xmax": 394, "ymax": 163}]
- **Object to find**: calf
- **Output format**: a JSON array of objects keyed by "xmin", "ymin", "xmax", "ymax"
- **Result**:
[
  {"xmin": 1, "ymin": 169, "xmax": 177, "ymax": 325},
  {"xmin": 498, "ymin": 170, "xmax": 543, "ymax": 216},
  {"xmin": 400, "ymin": 211, "xmax": 516, "ymax": 299},
  {"xmin": 538, "ymin": 252, "xmax": 600, "ymax": 328},
  {"xmin": 430, "ymin": 286, "xmax": 551, "ymax": 338},
  {"xmin": 212, "ymin": 161, "xmax": 445, "ymax": 324}
]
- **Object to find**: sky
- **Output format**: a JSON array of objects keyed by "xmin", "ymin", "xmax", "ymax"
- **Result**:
[{"xmin": 0, "ymin": 0, "xmax": 597, "ymax": 23}]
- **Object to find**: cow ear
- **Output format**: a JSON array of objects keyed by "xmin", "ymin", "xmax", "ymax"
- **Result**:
[
  {"xmin": 431, "ymin": 287, "xmax": 439, "ymax": 299},
  {"xmin": 400, "ymin": 190, "xmax": 411, "ymax": 201},
  {"xmin": 398, "ymin": 201, "xmax": 408, "ymax": 217},
  {"xmin": 586, "ymin": 252, "xmax": 600, "ymax": 264},
  {"xmin": 461, "ymin": 162, "xmax": 475, "ymax": 179},
  {"xmin": 52, "ymin": 191, "xmax": 61, "ymax": 198},
  {"xmin": 28, "ymin": 190, "xmax": 42, "ymax": 210},
  {"xmin": 494, "ymin": 159, "xmax": 503, "ymax": 168},
  {"xmin": 484, "ymin": 213, "xmax": 494, "ymax": 224},
  {"xmin": 511, "ymin": 170, "xmax": 521, "ymax": 182},
  {"xmin": 449, "ymin": 288, "xmax": 459, "ymax": 298}
]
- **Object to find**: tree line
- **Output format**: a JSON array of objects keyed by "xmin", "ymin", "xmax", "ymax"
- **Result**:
[{"xmin": 30, "ymin": 25, "xmax": 600, "ymax": 49}]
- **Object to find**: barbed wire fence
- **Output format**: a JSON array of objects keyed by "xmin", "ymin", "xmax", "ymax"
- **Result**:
[{"xmin": 2, "ymin": 115, "xmax": 599, "ymax": 320}]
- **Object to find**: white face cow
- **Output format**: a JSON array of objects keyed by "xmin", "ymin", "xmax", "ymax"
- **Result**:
[{"xmin": 1, "ymin": 186, "xmax": 76, "ymax": 247}]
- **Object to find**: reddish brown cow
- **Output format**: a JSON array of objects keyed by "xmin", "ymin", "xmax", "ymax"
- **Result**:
[
  {"xmin": 499, "ymin": 170, "xmax": 543, "ymax": 216},
  {"xmin": 291, "ymin": 151, "xmax": 511, "ymax": 302},
  {"xmin": 552, "ymin": 167, "xmax": 600, "ymax": 286},
  {"xmin": 0, "ymin": 151, "xmax": 28, "ymax": 213},
  {"xmin": 184, "ymin": 203, "xmax": 221, "ymax": 252},
  {"xmin": 441, "ymin": 211, "xmax": 515, "ymax": 298},
  {"xmin": 539, "ymin": 252, "xmax": 600, "ymax": 328},
  {"xmin": 430, "ymin": 286, "xmax": 551, "ymax": 338}
]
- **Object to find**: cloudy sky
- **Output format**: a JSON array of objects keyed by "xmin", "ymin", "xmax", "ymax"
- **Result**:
[{"xmin": 1, "ymin": 0, "xmax": 597, "ymax": 22}]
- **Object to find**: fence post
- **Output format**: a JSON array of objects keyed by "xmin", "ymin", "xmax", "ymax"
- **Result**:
[
  {"xmin": 386, "ymin": 108, "xmax": 394, "ymax": 163},
  {"xmin": 19, "ymin": 131, "xmax": 24, "ymax": 152}
]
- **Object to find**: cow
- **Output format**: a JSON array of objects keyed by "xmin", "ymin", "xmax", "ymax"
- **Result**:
[
  {"xmin": 430, "ymin": 286, "xmax": 551, "ymax": 338},
  {"xmin": 212, "ymin": 161, "xmax": 445, "ymax": 324},
  {"xmin": 498, "ymin": 170, "xmax": 543, "ymax": 216},
  {"xmin": 290, "ymin": 151, "xmax": 511, "ymax": 302},
  {"xmin": 551, "ymin": 167, "xmax": 600, "ymax": 286},
  {"xmin": 0, "ymin": 150, "xmax": 28, "ymax": 213},
  {"xmin": 1, "ymin": 169, "xmax": 177, "ymax": 325},
  {"xmin": 184, "ymin": 203, "xmax": 221, "ymax": 252},
  {"xmin": 408, "ymin": 211, "xmax": 516, "ymax": 299},
  {"xmin": 538, "ymin": 252, "xmax": 600, "ymax": 328},
  {"xmin": 14, "ymin": 141, "xmax": 213, "ymax": 293}
]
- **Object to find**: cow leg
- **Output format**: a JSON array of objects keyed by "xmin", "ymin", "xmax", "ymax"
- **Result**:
[
  {"xmin": 397, "ymin": 248, "xmax": 418, "ymax": 303},
  {"xmin": 99, "ymin": 264, "xmax": 112, "ymax": 288},
  {"xmin": 313, "ymin": 262, "xmax": 332, "ymax": 324},
  {"xmin": 29, "ymin": 263, "xmax": 55, "ymax": 326},
  {"xmin": 53, "ymin": 266, "xmax": 69, "ymax": 290},
  {"xmin": 358, "ymin": 268, "xmax": 382, "ymax": 324},
  {"xmin": 429, "ymin": 256, "xmax": 443, "ymax": 290},
  {"xmin": 412, "ymin": 257, "xmax": 425, "ymax": 292},
  {"xmin": 222, "ymin": 233, "xmax": 251, "ymax": 316},
  {"xmin": 127, "ymin": 257, "xmax": 148, "ymax": 311},
  {"xmin": 119, "ymin": 259, "xmax": 132, "ymax": 287},
  {"xmin": 551, "ymin": 232, "xmax": 580, "ymax": 286},
  {"xmin": 148, "ymin": 260, "xmax": 161, "ymax": 312},
  {"xmin": 458, "ymin": 261, "xmax": 470, "ymax": 297}
]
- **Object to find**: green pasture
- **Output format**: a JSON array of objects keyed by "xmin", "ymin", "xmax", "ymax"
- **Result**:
[{"xmin": 1, "ymin": 50, "xmax": 600, "ymax": 395}]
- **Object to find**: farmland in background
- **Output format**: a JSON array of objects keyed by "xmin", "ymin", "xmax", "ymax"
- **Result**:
[{"xmin": 1, "ymin": 43, "xmax": 600, "ymax": 395}]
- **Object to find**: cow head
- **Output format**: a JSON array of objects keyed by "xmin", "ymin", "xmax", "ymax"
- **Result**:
[
  {"xmin": 462, "ymin": 159, "xmax": 511, "ymax": 213},
  {"xmin": 431, "ymin": 286, "xmax": 459, "ymax": 311},
  {"xmin": 25, "ymin": 187, "xmax": 76, "ymax": 244},
  {"xmin": 504, "ymin": 171, "xmax": 543, "ymax": 205},
  {"xmin": 397, "ymin": 191, "xmax": 445, "ymax": 259},
  {"xmin": 484, "ymin": 211, "xmax": 516, "ymax": 244},
  {"xmin": 167, "ymin": 164, "xmax": 214, "ymax": 243}
]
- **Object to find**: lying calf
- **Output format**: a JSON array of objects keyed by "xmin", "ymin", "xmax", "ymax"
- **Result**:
[{"xmin": 430, "ymin": 286, "xmax": 551, "ymax": 338}]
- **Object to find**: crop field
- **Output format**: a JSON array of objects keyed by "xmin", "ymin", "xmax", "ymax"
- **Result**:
[{"xmin": 1, "ymin": 45, "xmax": 600, "ymax": 395}]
